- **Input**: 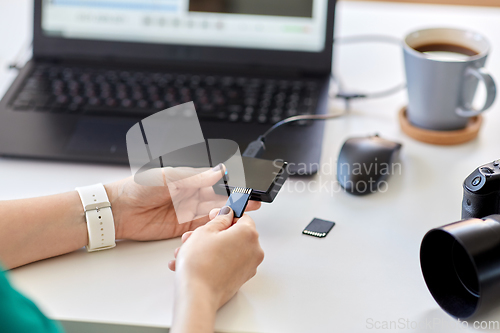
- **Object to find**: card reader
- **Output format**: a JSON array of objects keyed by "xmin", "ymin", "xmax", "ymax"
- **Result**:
[{"xmin": 215, "ymin": 157, "xmax": 289, "ymax": 203}]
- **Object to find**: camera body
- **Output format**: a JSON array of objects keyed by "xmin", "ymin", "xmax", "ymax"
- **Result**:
[{"xmin": 462, "ymin": 159, "xmax": 500, "ymax": 219}]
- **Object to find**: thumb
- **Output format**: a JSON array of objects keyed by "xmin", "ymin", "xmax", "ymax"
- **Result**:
[{"xmin": 205, "ymin": 206, "xmax": 234, "ymax": 232}]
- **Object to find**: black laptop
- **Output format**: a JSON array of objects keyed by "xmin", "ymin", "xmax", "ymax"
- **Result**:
[{"xmin": 0, "ymin": 0, "xmax": 336, "ymax": 174}]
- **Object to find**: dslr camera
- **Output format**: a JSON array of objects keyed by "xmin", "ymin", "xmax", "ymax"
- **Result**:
[
  {"xmin": 420, "ymin": 159, "xmax": 500, "ymax": 319},
  {"xmin": 462, "ymin": 159, "xmax": 500, "ymax": 219}
]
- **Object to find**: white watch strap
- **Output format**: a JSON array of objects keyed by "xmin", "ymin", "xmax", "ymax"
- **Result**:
[{"xmin": 76, "ymin": 183, "xmax": 116, "ymax": 252}]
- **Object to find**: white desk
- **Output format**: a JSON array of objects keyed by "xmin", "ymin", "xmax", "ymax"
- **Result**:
[{"xmin": 2, "ymin": 1, "xmax": 500, "ymax": 332}]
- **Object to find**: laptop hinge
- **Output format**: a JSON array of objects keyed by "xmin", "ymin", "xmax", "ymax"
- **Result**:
[{"xmin": 33, "ymin": 55, "xmax": 329, "ymax": 79}]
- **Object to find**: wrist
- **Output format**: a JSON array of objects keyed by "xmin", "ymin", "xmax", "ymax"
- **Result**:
[
  {"xmin": 103, "ymin": 182, "xmax": 123, "ymax": 240},
  {"xmin": 70, "ymin": 190, "xmax": 90, "ymax": 239},
  {"xmin": 177, "ymin": 275, "xmax": 220, "ymax": 311},
  {"xmin": 172, "ymin": 276, "xmax": 219, "ymax": 333},
  {"xmin": 66, "ymin": 191, "xmax": 90, "ymax": 250}
]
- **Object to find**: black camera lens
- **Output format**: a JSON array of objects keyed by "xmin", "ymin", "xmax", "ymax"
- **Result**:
[
  {"xmin": 452, "ymin": 241, "xmax": 479, "ymax": 297},
  {"xmin": 420, "ymin": 230, "xmax": 479, "ymax": 319},
  {"xmin": 420, "ymin": 215, "xmax": 500, "ymax": 319}
]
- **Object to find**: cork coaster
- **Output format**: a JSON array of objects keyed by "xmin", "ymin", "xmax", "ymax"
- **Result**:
[{"xmin": 399, "ymin": 107, "xmax": 482, "ymax": 145}]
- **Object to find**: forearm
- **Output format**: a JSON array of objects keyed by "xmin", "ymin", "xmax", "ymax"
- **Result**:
[
  {"xmin": 171, "ymin": 279, "xmax": 218, "ymax": 333},
  {"xmin": 0, "ymin": 191, "xmax": 88, "ymax": 269}
]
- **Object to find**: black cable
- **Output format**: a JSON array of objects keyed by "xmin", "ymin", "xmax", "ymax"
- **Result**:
[
  {"xmin": 243, "ymin": 34, "xmax": 406, "ymax": 158},
  {"xmin": 260, "ymin": 113, "xmax": 345, "ymax": 142},
  {"xmin": 242, "ymin": 113, "xmax": 345, "ymax": 158}
]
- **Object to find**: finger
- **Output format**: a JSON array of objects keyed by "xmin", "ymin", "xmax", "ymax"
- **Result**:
[
  {"xmin": 177, "ymin": 214, "xmax": 212, "ymax": 234},
  {"xmin": 226, "ymin": 214, "xmax": 256, "ymax": 232},
  {"xmin": 168, "ymin": 260, "xmax": 176, "ymax": 271},
  {"xmin": 174, "ymin": 247, "xmax": 181, "ymax": 258},
  {"xmin": 196, "ymin": 198, "xmax": 227, "ymax": 216},
  {"xmin": 245, "ymin": 200, "xmax": 262, "ymax": 212},
  {"xmin": 203, "ymin": 200, "xmax": 259, "ymax": 222},
  {"xmin": 177, "ymin": 164, "xmax": 226, "ymax": 189},
  {"xmin": 163, "ymin": 166, "xmax": 208, "ymax": 183},
  {"xmin": 204, "ymin": 206, "xmax": 234, "ymax": 232},
  {"xmin": 198, "ymin": 194, "xmax": 259, "ymax": 219},
  {"xmin": 209, "ymin": 208, "xmax": 220, "ymax": 220},
  {"xmin": 198, "ymin": 186, "xmax": 223, "ymax": 201},
  {"xmin": 181, "ymin": 231, "xmax": 193, "ymax": 243}
]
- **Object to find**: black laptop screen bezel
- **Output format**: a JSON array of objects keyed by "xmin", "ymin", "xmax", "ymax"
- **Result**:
[{"xmin": 33, "ymin": 0, "xmax": 336, "ymax": 73}]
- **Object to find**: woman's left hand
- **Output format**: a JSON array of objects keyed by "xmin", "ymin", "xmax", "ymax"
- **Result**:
[{"xmin": 105, "ymin": 165, "xmax": 261, "ymax": 241}]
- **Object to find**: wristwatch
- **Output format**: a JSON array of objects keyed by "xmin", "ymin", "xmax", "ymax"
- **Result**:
[{"xmin": 75, "ymin": 183, "xmax": 116, "ymax": 252}]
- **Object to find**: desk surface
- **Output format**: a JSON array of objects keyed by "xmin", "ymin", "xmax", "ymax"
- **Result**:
[{"xmin": 2, "ymin": 1, "xmax": 500, "ymax": 332}]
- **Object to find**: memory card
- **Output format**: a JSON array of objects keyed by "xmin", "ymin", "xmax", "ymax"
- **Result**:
[
  {"xmin": 225, "ymin": 187, "xmax": 253, "ymax": 218},
  {"xmin": 302, "ymin": 218, "xmax": 335, "ymax": 238}
]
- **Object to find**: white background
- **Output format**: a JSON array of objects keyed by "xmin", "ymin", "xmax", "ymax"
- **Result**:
[{"xmin": 1, "ymin": 1, "xmax": 500, "ymax": 332}]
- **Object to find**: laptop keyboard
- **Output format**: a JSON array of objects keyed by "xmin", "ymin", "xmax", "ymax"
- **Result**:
[{"xmin": 10, "ymin": 64, "xmax": 320, "ymax": 125}]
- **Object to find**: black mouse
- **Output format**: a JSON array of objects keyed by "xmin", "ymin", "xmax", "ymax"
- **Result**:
[{"xmin": 337, "ymin": 135, "xmax": 402, "ymax": 195}]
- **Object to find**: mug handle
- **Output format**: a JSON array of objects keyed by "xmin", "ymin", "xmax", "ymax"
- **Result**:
[{"xmin": 456, "ymin": 67, "xmax": 497, "ymax": 118}]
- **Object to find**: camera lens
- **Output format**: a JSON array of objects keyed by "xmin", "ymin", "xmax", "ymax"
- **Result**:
[
  {"xmin": 420, "ymin": 216, "xmax": 500, "ymax": 319},
  {"xmin": 452, "ymin": 241, "xmax": 479, "ymax": 297},
  {"xmin": 420, "ymin": 230, "xmax": 479, "ymax": 319}
]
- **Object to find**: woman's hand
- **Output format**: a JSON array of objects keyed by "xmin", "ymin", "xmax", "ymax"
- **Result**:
[
  {"xmin": 0, "ymin": 165, "xmax": 262, "ymax": 269},
  {"xmin": 169, "ymin": 207, "xmax": 264, "ymax": 333},
  {"xmin": 105, "ymin": 165, "xmax": 261, "ymax": 241}
]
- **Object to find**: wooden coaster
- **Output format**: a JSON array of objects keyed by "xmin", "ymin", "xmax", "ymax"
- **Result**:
[{"xmin": 399, "ymin": 107, "xmax": 482, "ymax": 145}]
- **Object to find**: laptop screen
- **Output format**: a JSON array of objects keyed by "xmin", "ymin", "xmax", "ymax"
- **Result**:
[{"xmin": 41, "ymin": 0, "xmax": 328, "ymax": 53}]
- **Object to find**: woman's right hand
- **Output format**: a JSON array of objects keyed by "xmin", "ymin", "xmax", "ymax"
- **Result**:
[
  {"xmin": 170, "ymin": 207, "xmax": 264, "ymax": 308},
  {"xmin": 169, "ymin": 207, "xmax": 264, "ymax": 333}
]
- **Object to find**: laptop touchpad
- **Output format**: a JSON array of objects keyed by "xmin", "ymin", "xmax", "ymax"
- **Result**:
[{"xmin": 66, "ymin": 118, "xmax": 133, "ymax": 155}]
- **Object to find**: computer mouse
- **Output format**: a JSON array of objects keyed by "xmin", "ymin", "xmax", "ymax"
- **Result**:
[{"xmin": 337, "ymin": 135, "xmax": 402, "ymax": 195}]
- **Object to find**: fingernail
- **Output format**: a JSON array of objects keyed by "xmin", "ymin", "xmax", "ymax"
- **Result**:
[
  {"xmin": 211, "ymin": 163, "xmax": 223, "ymax": 172},
  {"xmin": 217, "ymin": 206, "xmax": 231, "ymax": 216}
]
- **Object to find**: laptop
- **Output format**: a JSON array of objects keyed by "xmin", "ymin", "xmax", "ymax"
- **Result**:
[{"xmin": 0, "ymin": 0, "xmax": 336, "ymax": 175}]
